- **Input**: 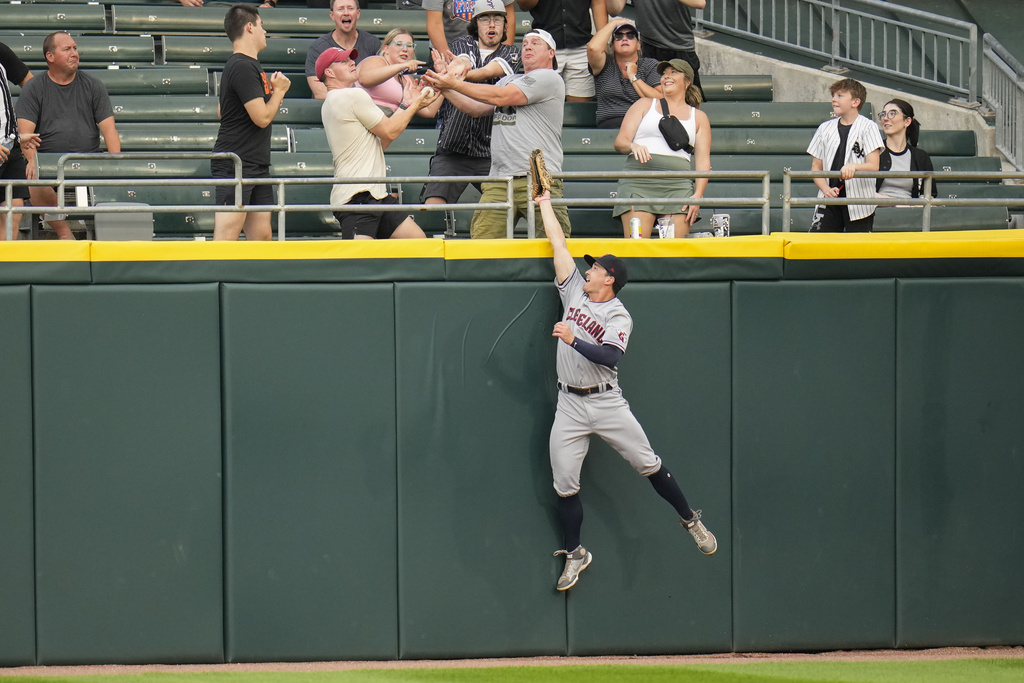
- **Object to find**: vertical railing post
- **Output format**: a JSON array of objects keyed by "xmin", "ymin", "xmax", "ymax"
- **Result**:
[
  {"xmin": 761, "ymin": 171, "xmax": 771, "ymax": 235},
  {"xmin": 921, "ymin": 176, "xmax": 933, "ymax": 232},
  {"xmin": 506, "ymin": 177, "xmax": 515, "ymax": 239},
  {"xmin": 782, "ymin": 170, "xmax": 792, "ymax": 232},
  {"xmin": 3, "ymin": 185, "xmax": 13, "ymax": 240},
  {"xmin": 829, "ymin": 0, "xmax": 841, "ymax": 70},
  {"xmin": 968, "ymin": 24, "xmax": 979, "ymax": 104},
  {"xmin": 276, "ymin": 180, "xmax": 286, "ymax": 241}
]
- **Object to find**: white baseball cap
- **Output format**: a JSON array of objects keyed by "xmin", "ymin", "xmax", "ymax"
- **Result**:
[{"xmin": 524, "ymin": 28, "xmax": 556, "ymax": 51}]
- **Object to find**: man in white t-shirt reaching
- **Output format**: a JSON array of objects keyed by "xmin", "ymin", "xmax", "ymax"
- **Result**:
[{"xmin": 317, "ymin": 47, "xmax": 439, "ymax": 239}]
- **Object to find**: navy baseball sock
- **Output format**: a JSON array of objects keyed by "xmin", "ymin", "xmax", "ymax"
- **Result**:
[
  {"xmin": 648, "ymin": 467, "xmax": 694, "ymax": 520},
  {"xmin": 557, "ymin": 493, "xmax": 584, "ymax": 551}
]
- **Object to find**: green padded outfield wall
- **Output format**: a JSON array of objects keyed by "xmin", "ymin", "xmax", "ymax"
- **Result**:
[
  {"xmin": 732, "ymin": 280, "xmax": 897, "ymax": 651},
  {"xmin": 895, "ymin": 278, "xmax": 1024, "ymax": 647},
  {"xmin": 32, "ymin": 285, "xmax": 223, "ymax": 665},
  {"xmin": 222, "ymin": 284, "xmax": 399, "ymax": 662},
  {"xmin": 5, "ymin": 235, "xmax": 1024, "ymax": 664},
  {"xmin": 395, "ymin": 282, "xmax": 566, "ymax": 659},
  {"xmin": 0, "ymin": 287, "xmax": 35, "ymax": 666}
]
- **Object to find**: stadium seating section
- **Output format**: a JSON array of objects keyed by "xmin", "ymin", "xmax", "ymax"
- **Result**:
[{"xmin": 1, "ymin": 1, "xmax": 1012, "ymax": 238}]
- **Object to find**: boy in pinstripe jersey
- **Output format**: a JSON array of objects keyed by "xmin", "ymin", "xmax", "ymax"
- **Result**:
[{"xmin": 806, "ymin": 78, "xmax": 883, "ymax": 232}]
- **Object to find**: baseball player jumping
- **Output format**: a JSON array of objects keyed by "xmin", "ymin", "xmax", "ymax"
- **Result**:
[{"xmin": 535, "ymin": 189, "xmax": 717, "ymax": 592}]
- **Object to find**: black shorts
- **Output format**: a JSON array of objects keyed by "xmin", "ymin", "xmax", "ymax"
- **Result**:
[
  {"xmin": 0, "ymin": 145, "xmax": 31, "ymax": 201},
  {"xmin": 420, "ymin": 152, "xmax": 490, "ymax": 204},
  {"xmin": 813, "ymin": 204, "xmax": 875, "ymax": 233},
  {"xmin": 212, "ymin": 163, "xmax": 274, "ymax": 207},
  {"xmin": 334, "ymin": 192, "xmax": 409, "ymax": 239}
]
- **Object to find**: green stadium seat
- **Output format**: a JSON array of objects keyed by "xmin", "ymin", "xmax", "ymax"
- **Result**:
[
  {"xmin": 163, "ymin": 35, "xmax": 315, "ymax": 69},
  {"xmin": 274, "ymin": 98, "xmax": 327, "ymax": 125},
  {"xmin": 110, "ymin": 6, "xmax": 424, "ymax": 37},
  {"xmin": 106, "ymin": 122, "xmax": 288, "ymax": 152},
  {"xmin": 874, "ymin": 206, "xmax": 1010, "ymax": 231},
  {"xmin": 0, "ymin": 4, "xmax": 105, "ymax": 32},
  {"xmin": 563, "ymin": 101, "xmax": 597, "ymax": 127},
  {"xmin": 702, "ymin": 75, "xmax": 773, "ymax": 101},
  {"xmin": 109, "ymin": 95, "xmax": 220, "ymax": 122},
  {"xmin": 82, "ymin": 184, "xmax": 216, "ymax": 238},
  {"xmin": 0, "ymin": 34, "xmax": 156, "ymax": 69},
  {"xmin": 702, "ymin": 102, "xmax": 873, "ymax": 127},
  {"xmin": 111, "ymin": 5, "xmax": 234, "ymax": 34},
  {"xmin": 61, "ymin": 67, "xmax": 211, "ymax": 96},
  {"xmin": 34, "ymin": 153, "xmax": 209, "ymax": 180}
]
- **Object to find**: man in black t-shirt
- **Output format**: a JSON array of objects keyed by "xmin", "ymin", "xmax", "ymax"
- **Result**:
[{"xmin": 212, "ymin": 4, "xmax": 290, "ymax": 241}]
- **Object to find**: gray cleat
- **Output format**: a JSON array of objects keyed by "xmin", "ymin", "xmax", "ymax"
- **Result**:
[
  {"xmin": 682, "ymin": 509, "xmax": 717, "ymax": 555},
  {"xmin": 553, "ymin": 545, "xmax": 592, "ymax": 591}
]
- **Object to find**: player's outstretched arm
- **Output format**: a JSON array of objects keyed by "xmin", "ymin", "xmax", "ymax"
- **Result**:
[{"xmin": 536, "ymin": 191, "xmax": 575, "ymax": 284}]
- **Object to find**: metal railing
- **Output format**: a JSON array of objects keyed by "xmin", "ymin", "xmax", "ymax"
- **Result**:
[
  {"xmin": 543, "ymin": 170, "xmax": 771, "ymax": 236},
  {"xmin": 2, "ymin": 152, "xmax": 518, "ymax": 240},
  {"xmin": 2, "ymin": 154, "xmax": 772, "ymax": 239},
  {"xmin": 695, "ymin": 0, "xmax": 979, "ymax": 102},
  {"xmin": 982, "ymin": 33, "xmax": 1024, "ymax": 171},
  {"xmin": 782, "ymin": 169, "xmax": 1024, "ymax": 231}
]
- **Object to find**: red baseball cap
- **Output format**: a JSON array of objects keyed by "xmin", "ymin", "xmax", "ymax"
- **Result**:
[{"xmin": 315, "ymin": 47, "xmax": 358, "ymax": 80}]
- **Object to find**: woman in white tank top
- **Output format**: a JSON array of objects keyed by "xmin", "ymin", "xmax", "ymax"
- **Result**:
[{"xmin": 612, "ymin": 59, "xmax": 711, "ymax": 237}]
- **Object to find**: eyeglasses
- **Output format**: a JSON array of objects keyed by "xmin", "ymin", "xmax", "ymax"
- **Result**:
[
  {"xmin": 878, "ymin": 109, "xmax": 903, "ymax": 120},
  {"xmin": 478, "ymin": 15, "xmax": 505, "ymax": 24},
  {"xmin": 391, "ymin": 40, "xmax": 415, "ymax": 49},
  {"xmin": 614, "ymin": 31, "xmax": 638, "ymax": 41}
]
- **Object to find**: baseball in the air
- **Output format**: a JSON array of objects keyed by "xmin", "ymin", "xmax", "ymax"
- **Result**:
[{"xmin": 423, "ymin": 87, "xmax": 436, "ymax": 99}]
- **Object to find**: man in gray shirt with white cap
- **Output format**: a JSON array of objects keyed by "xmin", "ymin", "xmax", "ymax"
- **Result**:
[{"xmin": 425, "ymin": 27, "xmax": 571, "ymax": 238}]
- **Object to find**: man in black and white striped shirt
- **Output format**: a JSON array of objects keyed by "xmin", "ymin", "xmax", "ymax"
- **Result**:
[
  {"xmin": 807, "ymin": 78, "xmax": 883, "ymax": 232},
  {"xmin": 421, "ymin": 0, "xmax": 521, "ymax": 207}
]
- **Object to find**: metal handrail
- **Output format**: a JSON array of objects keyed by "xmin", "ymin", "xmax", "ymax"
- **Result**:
[
  {"xmin": 696, "ymin": 0, "xmax": 979, "ymax": 102},
  {"xmin": 783, "ymin": 169, "xmax": 1024, "ymax": 231},
  {"xmin": 2, "ymin": 156, "xmax": 772, "ymax": 238},
  {"xmin": 982, "ymin": 33, "xmax": 1024, "ymax": 171}
]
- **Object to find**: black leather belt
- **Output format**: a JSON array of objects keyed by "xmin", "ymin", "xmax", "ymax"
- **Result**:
[{"xmin": 558, "ymin": 381, "xmax": 613, "ymax": 396}]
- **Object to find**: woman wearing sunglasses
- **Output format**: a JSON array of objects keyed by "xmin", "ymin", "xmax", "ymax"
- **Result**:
[
  {"xmin": 587, "ymin": 18, "xmax": 663, "ymax": 129},
  {"xmin": 356, "ymin": 29, "xmax": 439, "ymax": 116},
  {"xmin": 612, "ymin": 59, "xmax": 709, "ymax": 237},
  {"xmin": 876, "ymin": 98, "xmax": 937, "ymax": 200}
]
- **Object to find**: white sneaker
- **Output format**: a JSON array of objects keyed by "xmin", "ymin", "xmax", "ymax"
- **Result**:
[
  {"xmin": 682, "ymin": 509, "xmax": 717, "ymax": 555},
  {"xmin": 553, "ymin": 545, "xmax": 592, "ymax": 591}
]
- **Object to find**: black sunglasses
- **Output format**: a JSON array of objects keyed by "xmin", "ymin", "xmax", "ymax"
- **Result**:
[{"xmin": 614, "ymin": 31, "xmax": 638, "ymax": 40}]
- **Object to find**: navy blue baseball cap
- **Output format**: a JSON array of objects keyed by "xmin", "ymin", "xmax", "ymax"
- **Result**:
[{"xmin": 584, "ymin": 253, "xmax": 628, "ymax": 293}]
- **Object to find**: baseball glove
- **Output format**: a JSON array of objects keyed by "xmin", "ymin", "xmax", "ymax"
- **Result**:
[{"xmin": 529, "ymin": 148, "xmax": 553, "ymax": 198}]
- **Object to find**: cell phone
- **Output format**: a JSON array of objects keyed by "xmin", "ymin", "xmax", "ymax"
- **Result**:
[{"xmin": 414, "ymin": 64, "xmax": 430, "ymax": 76}]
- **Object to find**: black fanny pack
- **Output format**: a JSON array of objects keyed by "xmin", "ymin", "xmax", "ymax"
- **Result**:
[{"xmin": 658, "ymin": 98, "xmax": 694, "ymax": 155}]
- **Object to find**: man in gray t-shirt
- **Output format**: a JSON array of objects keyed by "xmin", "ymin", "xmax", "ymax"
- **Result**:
[
  {"xmin": 17, "ymin": 31, "xmax": 120, "ymax": 240},
  {"xmin": 425, "ymin": 28, "xmax": 571, "ymax": 238},
  {"xmin": 305, "ymin": 0, "xmax": 382, "ymax": 99}
]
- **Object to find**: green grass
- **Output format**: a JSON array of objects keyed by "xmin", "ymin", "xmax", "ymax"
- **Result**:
[{"xmin": 3, "ymin": 659, "xmax": 1024, "ymax": 683}]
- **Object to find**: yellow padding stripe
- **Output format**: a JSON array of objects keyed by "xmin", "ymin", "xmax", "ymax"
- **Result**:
[
  {"xmin": 782, "ymin": 230, "xmax": 1024, "ymax": 260},
  {"xmin": 90, "ymin": 239, "xmax": 445, "ymax": 262},
  {"xmin": 0, "ymin": 242, "xmax": 91, "ymax": 262},
  {"xmin": 443, "ymin": 235, "xmax": 783, "ymax": 260}
]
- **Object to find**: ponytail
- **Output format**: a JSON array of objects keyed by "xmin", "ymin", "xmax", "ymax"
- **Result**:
[
  {"xmin": 906, "ymin": 118, "xmax": 921, "ymax": 147},
  {"xmin": 686, "ymin": 84, "xmax": 703, "ymax": 108}
]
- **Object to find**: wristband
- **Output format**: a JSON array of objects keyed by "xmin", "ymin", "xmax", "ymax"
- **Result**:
[{"xmin": 398, "ymin": 101, "xmax": 410, "ymax": 110}]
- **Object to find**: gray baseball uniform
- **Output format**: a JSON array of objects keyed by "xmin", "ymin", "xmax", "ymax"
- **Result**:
[{"xmin": 549, "ymin": 269, "xmax": 662, "ymax": 497}]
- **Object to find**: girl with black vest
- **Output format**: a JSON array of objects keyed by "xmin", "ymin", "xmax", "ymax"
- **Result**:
[{"xmin": 876, "ymin": 98, "xmax": 938, "ymax": 200}]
